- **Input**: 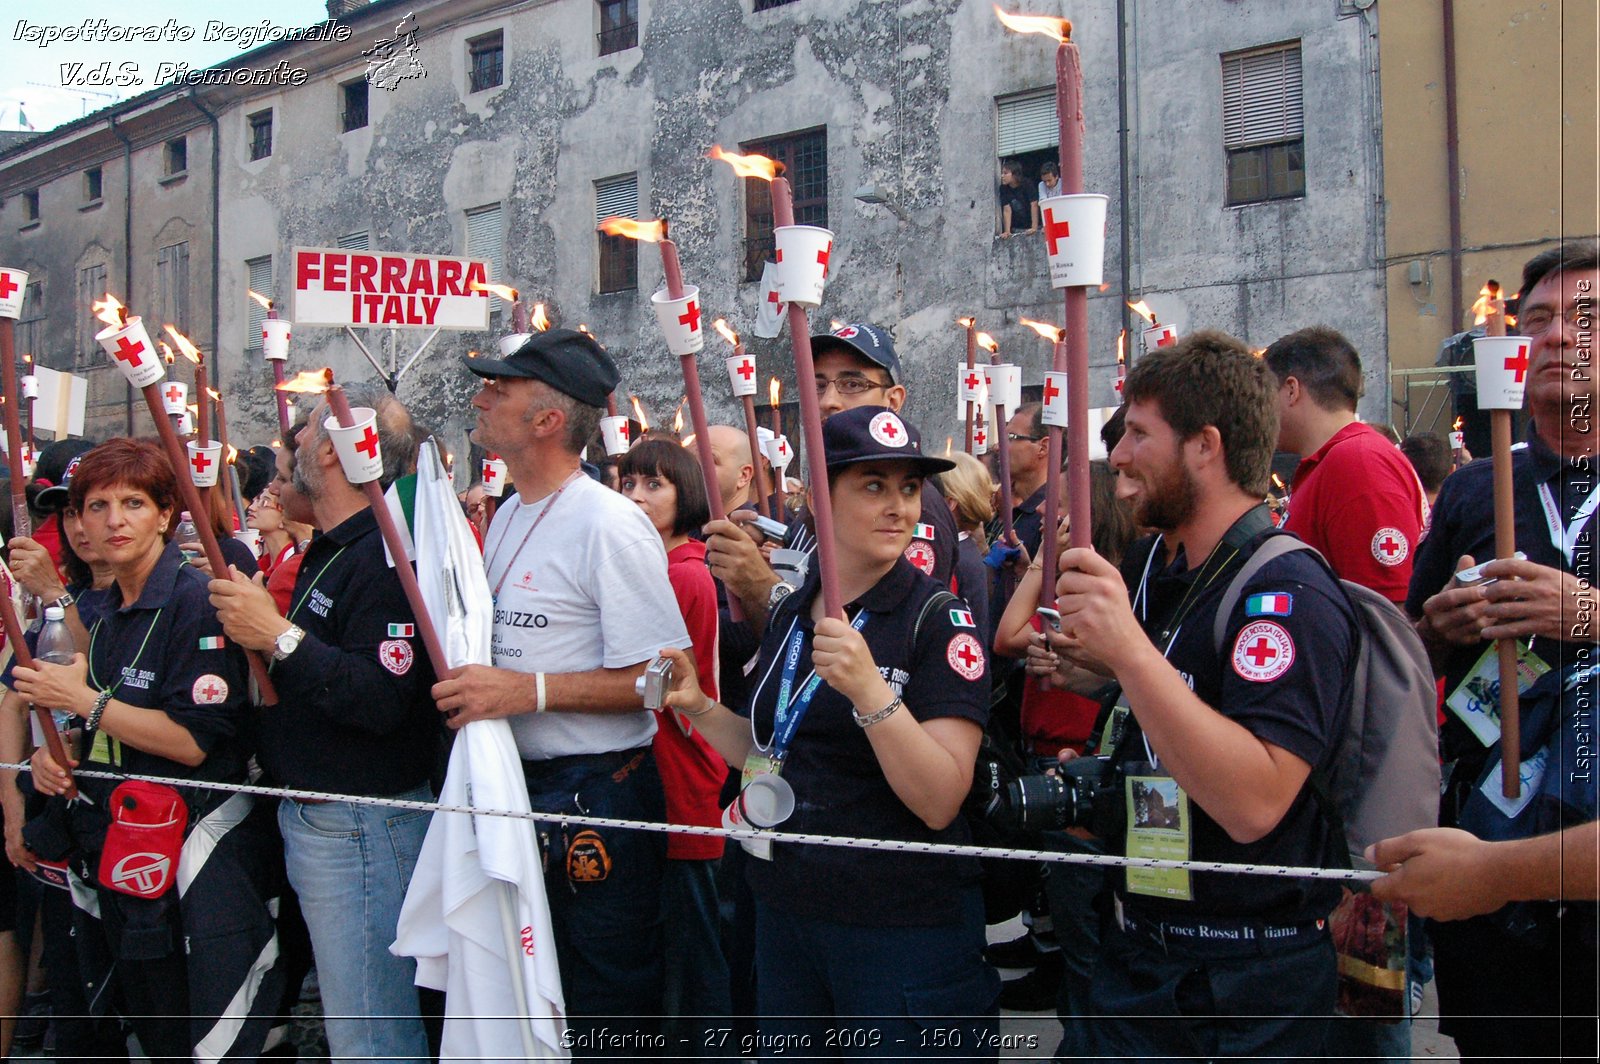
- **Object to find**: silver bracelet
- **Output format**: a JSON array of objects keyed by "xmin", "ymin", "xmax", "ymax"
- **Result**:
[
  {"xmin": 87, "ymin": 689, "xmax": 113, "ymax": 732},
  {"xmin": 853, "ymin": 695, "xmax": 903, "ymax": 728}
]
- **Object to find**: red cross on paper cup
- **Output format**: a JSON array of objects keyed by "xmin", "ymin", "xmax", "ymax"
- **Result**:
[
  {"xmin": 599, "ymin": 414, "xmax": 631, "ymax": 457},
  {"xmin": 1037, "ymin": 194, "xmax": 1109, "ymax": 290},
  {"xmin": 650, "ymin": 284, "xmax": 706, "ymax": 356},
  {"xmin": 482, "ymin": 456, "xmax": 509, "ymax": 498},
  {"xmin": 1471, "ymin": 334, "xmax": 1534, "ymax": 410},
  {"xmin": 725, "ymin": 353, "xmax": 759, "ymax": 398},
  {"xmin": 186, "ymin": 440, "xmax": 223, "ymax": 487},
  {"xmin": 324, "ymin": 406, "xmax": 385, "ymax": 484},
  {"xmin": 0, "ymin": 266, "xmax": 28, "ymax": 319},
  {"xmin": 19, "ymin": 374, "xmax": 38, "ymax": 400},
  {"xmin": 772, "ymin": 225, "xmax": 836, "ymax": 308},
  {"xmin": 261, "ymin": 318, "xmax": 293, "ymax": 362},
  {"xmin": 1040, "ymin": 371, "xmax": 1070, "ymax": 428},
  {"xmin": 1141, "ymin": 323, "xmax": 1178, "ymax": 352},
  {"xmin": 162, "ymin": 381, "xmax": 189, "ymax": 415},
  {"xmin": 95, "ymin": 316, "xmax": 167, "ymax": 388},
  {"xmin": 958, "ymin": 364, "xmax": 987, "ymax": 405}
]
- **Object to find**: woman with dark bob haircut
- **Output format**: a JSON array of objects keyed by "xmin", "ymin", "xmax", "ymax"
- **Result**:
[{"xmin": 11, "ymin": 437, "xmax": 291, "ymax": 1062}]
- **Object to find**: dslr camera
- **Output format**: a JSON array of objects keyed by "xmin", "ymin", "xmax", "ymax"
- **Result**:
[
  {"xmin": 992, "ymin": 756, "xmax": 1116, "ymax": 833},
  {"xmin": 635, "ymin": 656, "xmax": 673, "ymax": 710}
]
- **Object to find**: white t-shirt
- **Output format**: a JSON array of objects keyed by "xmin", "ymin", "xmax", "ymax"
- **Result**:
[{"xmin": 483, "ymin": 473, "xmax": 691, "ymax": 760}]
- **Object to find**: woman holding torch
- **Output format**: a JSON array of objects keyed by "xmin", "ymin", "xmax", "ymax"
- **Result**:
[
  {"xmin": 13, "ymin": 439, "xmax": 288, "ymax": 1063},
  {"xmin": 655, "ymin": 406, "xmax": 999, "ymax": 1054}
]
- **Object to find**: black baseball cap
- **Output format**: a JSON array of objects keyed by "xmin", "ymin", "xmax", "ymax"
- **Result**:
[
  {"xmin": 31, "ymin": 439, "xmax": 97, "ymax": 511},
  {"xmin": 823, "ymin": 405, "xmax": 952, "ymax": 476},
  {"xmin": 811, "ymin": 323, "xmax": 902, "ymax": 385},
  {"xmin": 463, "ymin": 328, "xmax": 620, "ymax": 408}
]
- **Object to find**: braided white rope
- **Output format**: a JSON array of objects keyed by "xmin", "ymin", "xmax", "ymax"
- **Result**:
[{"xmin": 4, "ymin": 762, "xmax": 1380, "ymax": 883}]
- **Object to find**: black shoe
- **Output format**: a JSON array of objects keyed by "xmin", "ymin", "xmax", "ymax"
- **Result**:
[
  {"xmin": 11, "ymin": 990, "xmax": 51, "ymax": 1049},
  {"xmin": 997, "ymin": 951, "xmax": 1064, "ymax": 1012},
  {"xmin": 985, "ymin": 933, "xmax": 1045, "ymax": 969}
]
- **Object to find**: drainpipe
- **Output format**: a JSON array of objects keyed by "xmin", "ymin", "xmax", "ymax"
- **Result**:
[
  {"xmin": 1115, "ymin": 0, "xmax": 1133, "ymax": 347},
  {"xmin": 188, "ymin": 88, "xmax": 222, "ymax": 393},
  {"xmin": 108, "ymin": 113, "xmax": 134, "ymax": 435},
  {"xmin": 1442, "ymin": 0, "xmax": 1463, "ymax": 329}
]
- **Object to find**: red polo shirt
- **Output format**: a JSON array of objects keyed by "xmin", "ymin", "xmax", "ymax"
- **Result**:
[{"xmin": 1286, "ymin": 421, "xmax": 1428, "ymax": 602}]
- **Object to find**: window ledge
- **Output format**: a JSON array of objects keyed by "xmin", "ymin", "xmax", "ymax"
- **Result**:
[
  {"xmin": 1224, "ymin": 195, "xmax": 1306, "ymax": 210},
  {"xmin": 158, "ymin": 171, "xmax": 188, "ymax": 186},
  {"xmin": 79, "ymin": 199, "xmax": 103, "ymax": 212},
  {"xmin": 18, "ymin": 220, "xmax": 39, "ymax": 233}
]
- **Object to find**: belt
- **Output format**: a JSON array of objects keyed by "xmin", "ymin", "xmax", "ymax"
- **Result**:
[{"xmin": 1118, "ymin": 903, "xmax": 1328, "ymax": 957}]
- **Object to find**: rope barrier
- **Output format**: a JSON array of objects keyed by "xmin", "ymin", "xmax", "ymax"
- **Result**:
[{"xmin": 3, "ymin": 761, "xmax": 1381, "ymax": 883}]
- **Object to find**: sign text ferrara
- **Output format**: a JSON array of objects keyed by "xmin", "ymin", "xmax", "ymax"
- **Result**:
[{"xmin": 292, "ymin": 247, "xmax": 493, "ymax": 330}]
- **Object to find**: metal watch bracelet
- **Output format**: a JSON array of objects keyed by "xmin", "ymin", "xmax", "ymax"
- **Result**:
[{"xmin": 853, "ymin": 695, "xmax": 903, "ymax": 728}]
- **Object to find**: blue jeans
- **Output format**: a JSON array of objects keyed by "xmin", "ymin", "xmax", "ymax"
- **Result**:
[
  {"xmin": 523, "ymin": 747, "xmax": 668, "ymax": 1055},
  {"xmin": 662, "ymin": 857, "xmax": 732, "ymax": 1055},
  {"xmin": 279, "ymin": 788, "xmax": 433, "ymax": 1064},
  {"xmin": 754, "ymin": 890, "xmax": 1000, "ymax": 1058}
]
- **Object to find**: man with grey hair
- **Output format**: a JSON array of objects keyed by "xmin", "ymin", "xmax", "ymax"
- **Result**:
[
  {"xmin": 209, "ymin": 382, "xmax": 439, "ymax": 1063},
  {"xmin": 433, "ymin": 329, "xmax": 691, "ymax": 1045}
]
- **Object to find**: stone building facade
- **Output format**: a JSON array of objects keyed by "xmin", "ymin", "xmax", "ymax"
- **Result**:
[{"xmin": 1, "ymin": 0, "xmax": 1387, "ymax": 462}]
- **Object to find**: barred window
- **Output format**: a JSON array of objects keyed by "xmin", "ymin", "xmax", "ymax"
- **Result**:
[
  {"xmin": 598, "ymin": 1, "xmax": 638, "ymax": 56},
  {"xmin": 249, "ymin": 110, "xmax": 273, "ymax": 160},
  {"xmin": 469, "ymin": 31, "xmax": 504, "ymax": 92}
]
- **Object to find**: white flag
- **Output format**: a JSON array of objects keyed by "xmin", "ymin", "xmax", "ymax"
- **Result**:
[{"xmin": 754, "ymin": 262, "xmax": 786, "ymax": 339}]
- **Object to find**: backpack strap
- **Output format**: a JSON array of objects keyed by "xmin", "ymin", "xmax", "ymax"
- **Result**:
[
  {"xmin": 1210, "ymin": 533, "xmax": 1313, "ymax": 651},
  {"xmin": 912, "ymin": 590, "xmax": 961, "ymax": 646}
]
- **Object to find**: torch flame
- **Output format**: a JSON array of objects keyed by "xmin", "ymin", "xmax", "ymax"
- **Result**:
[
  {"xmin": 22, "ymin": 354, "xmax": 31, "ymax": 366},
  {"xmin": 957, "ymin": 316, "xmax": 976, "ymax": 329},
  {"xmin": 630, "ymin": 395, "xmax": 650, "ymax": 432},
  {"xmin": 976, "ymin": 331, "xmax": 999, "ymax": 354},
  {"xmin": 247, "ymin": 290, "xmax": 273, "ymax": 310},
  {"xmin": 158, "ymin": 341, "xmax": 176, "ymax": 365},
  {"xmin": 163, "ymin": 324, "xmax": 203, "ymax": 364},
  {"xmin": 206, "ymin": 388, "xmax": 221, "ymax": 401},
  {"xmin": 1127, "ymin": 299, "xmax": 1157, "ymax": 325},
  {"xmin": 993, "ymin": 5, "xmax": 1072, "ymax": 43},
  {"xmin": 1117, "ymin": 329, "xmax": 1127, "ymax": 364},
  {"xmin": 769, "ymin": 378, "xmax": 782, "ymax": 408},
  {"xmin": 470, "ymin": 281, "xmax": 520, "ymax": 302},
  {"xmin": 277, "ymin": 368, "xmax": 335, "ymax": 395},
  {"xmin": 945, "ymin": 437, "xmax": 953, "ymax": 456},
  {"xmin": 227, "ymin": 445, "xmax": 239, "ymax": 465},
  {"xmin": 92, "ymin": 294, "xmax": 127, "ymax": 329},
  {"xmin": 1019, "ymin": 318, "xmax": 1064, "ymax": 343},
  {"xmin": 1272, "ymin": 473, "xmax": 1287, "ymax": 492},
  {"xmin": 672, "ymin": 401, "xmax": 685, "ymax": 436},
  {"xmin": 577, "ymin": 323, "xmax": 595, "ymax": 337},
  {"xmin": 1471, "ymin": 284, "xmax": 1499, "ymax": 325},
  {"xmin": 713, "ymin": 319, "xmax": 740, "ymax": 348},
  {"xmin": 1453, "ymin": 416, "xmax": 1463, "ymax": 432},
  {"xmin": 708, "ymin": 145, "xmax": 779, "ymax": 182},
  {"xmin": 530, "ymin": 303, "xmax": 551, "ymax": 331},
  {"xmin": 598, "ymin": 217, "xmax": 666, "ymax": 243}
]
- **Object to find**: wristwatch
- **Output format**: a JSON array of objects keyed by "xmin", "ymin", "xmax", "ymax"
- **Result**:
[
  {"xmin": 767, "ymin": 581, "xmax": 795, "ymax": 611},
  {"xmin": 46, "ymin": 591, "xmax": 75, "ymax": 612},
  {"xmin": 272, "ymin": 624, "xmax": 305, "ymax": 662}
]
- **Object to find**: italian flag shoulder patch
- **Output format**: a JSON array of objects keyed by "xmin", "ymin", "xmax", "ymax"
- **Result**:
[
  {"xmin": 388, "ymin": 623, "xmax": 415, "ymax": 638},
  {"xmin": 197, "ymin": 635, "xmax": 225, "ymax": 650},
  {"xmin": 1245, "ymin": 593, "xmax": 1293, "ymax": 618}
]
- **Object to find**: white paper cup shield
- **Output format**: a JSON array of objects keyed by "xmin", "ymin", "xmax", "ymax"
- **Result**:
[
  {"xmin": 19, "ymin": 375, "xmax": 38, "ymax": 400},
  {"xmin": 764, "ymin": 435, "xmax": 793, "ymax": 471},
  {"xmin": 599, "ymin": 414, "xmax": 631, "ymax": 456},
  {"xmin": 1141, "ymin": 323, "xmax": 1178, "ymax": 352},
  {"xmin": 186, "ymin": 441, "xmax": 223, "ymax": 487},
  {"xmin": 725, "ymin": 352, "xmax": 758, "ymax": 397},
  {"xmin": 1449, "ymin": 431, "xmax": 1465, "ymax": 450},
  {"xmin": 324, "ymin": 407, "xmax": 384, "ymax": 484},
  {"xmin": 160, "ymin": 380, "xmax": 189, "ymax": 415},
  {"xmin": 497, "ymin": 332, "xmax": 532, "ymax": 359},
  {"xmin": 650, "ymin": 284, "xmax": 706, "ymax": 356},
  {"xmin": 770, "ymin": 548, "xmax": 809, "ymax": 588},
  {"xmin": 177, "ymin": 411, "xmax": 194, "ymax": 436},
  {"xmin": 1473, "ymin": 335, "xmax": 1533, "ymax": 411},
  {"xmin": 0, "ymin": 268, "xmax": 28, "ymax": 319},
  {"xmin": 972, "ymin": 421, "xmax": 990, "ymax": 455},
  {"xmin": 1038, "ymin": 194, "xmax": 1108, "ymax": 289},
  {"xmin": 481, "ymin": 457, "xmax": 509, "ymax": 498},
  {"xmin": 261, "ymin": 318, "xmax": 292, "ymax": 362},
  {"xmin": 985, "ymin": 363, "xmax": 1023, "ymax": 412},
  {"xmin": 1040, "ymin": 371, "xmax": 1070, "ymax": 428},
  {"xmin": 96, "ymin": 317, "xmax": 166, "ymax": 389},
  {"xmin": 773, "ymin": 225, "xmax": 835, "ymax": 308},
  {"xmin": 234, "ymin": 527, "xmax": 263, "ymax": 557},
  {"xmin": 721, "ymin": 773, "xmax": 796, "ymax": 830},
  {"xmin": 957, "ymin": 362, "xmax": 987, "ymax": 403}
]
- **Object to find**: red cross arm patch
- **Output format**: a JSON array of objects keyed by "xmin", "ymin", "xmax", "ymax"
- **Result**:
[{"xmin": 1231, "ymin": 621, "xmax": 1295, "ymax": 682}]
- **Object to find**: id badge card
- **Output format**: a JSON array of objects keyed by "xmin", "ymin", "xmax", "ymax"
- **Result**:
[
  {"xmin": 1123, "ymin": 764, "xmax": 1193, "ymax": 902},
  {"xmin": 741, "ymin": 752, "xmax": 781, "ymax": 789},
  {"xmin": 1095, "ymin": 699, "xmax": 1131, "ymax": 757},
  {"xmin": 1446, "ymin": 641, "xmax": 1549, "ymax": 747}
]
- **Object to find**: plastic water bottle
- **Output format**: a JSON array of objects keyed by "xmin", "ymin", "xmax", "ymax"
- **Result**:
[
  {"xmin": 35, "ymin": 606, "xmax": 75, "ymax": 737},
  {"xmin": 175, "ymin": 511, "xmax": 200, "ymax": 560}
]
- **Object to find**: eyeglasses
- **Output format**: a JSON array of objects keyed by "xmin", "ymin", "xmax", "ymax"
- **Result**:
[
  {"xmin": 1007, "ymin": 432, "xmax": 1044, "ymax": 443},
  {"xmin": 1518, "ymin": 303, "xmax": 1593, "ymax": 336},
  {"xmin": 814, "ymin": 375, "xmax": 891, "ymax": 397}
]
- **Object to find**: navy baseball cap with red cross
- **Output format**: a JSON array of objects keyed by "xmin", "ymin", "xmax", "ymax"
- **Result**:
[
  {"xmin": 823, "ymin": 405, "xmax": 952, "ymax": 476},
  {"xmin": 811, "ymin": 323, "xmax": 901, "ymax": 385}
]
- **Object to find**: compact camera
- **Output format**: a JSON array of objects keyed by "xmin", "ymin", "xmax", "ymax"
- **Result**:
[
  {"xmin": 749, "ymin": 515, "xmax": 790, "ymax": 542},
  {"xmin": 635, "ymin": 656, "xmax": 674, "ymax": 710}
]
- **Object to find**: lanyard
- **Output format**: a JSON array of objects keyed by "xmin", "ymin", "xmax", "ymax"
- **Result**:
[
  {"xmin": 755, "ymin": 608, "xmax": 869, "ymax": 761},
  {"xmin": 486, "ymin": 469, "xmax": 583, "ymax": 601},
  {"xmin": 86, "ymin": 608, "xmax": 166, "ymax": 699},
  {"xmin": 1536, "ymin": 480, "xmax": 1600, "ymax": 566}
]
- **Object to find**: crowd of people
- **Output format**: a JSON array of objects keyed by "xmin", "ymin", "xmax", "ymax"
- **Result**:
[{"xmin": 0, "ymin": 241, "xmax": 1592, "ymax": 1062}]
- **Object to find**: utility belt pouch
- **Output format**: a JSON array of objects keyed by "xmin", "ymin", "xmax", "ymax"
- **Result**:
[{"xmin": 98, "ymin": 780, "xmax": 187, "ymax": 899}]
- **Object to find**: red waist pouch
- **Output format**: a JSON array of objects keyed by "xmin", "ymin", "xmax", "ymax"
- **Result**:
[{"xmin": 98, "ymin": 780, "xmax": 187, "ymax": 899}]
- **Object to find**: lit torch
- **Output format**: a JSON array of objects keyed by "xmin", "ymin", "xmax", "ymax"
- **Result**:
[
  {"xmin": 1472, "ymin": 282, "xmax": 1506, "ymax": 335},
  {"xmin": 715, "ymin": 318, "xmax": 774, "ymax": 518},
  {"xmin": 711, "ymin": 143, "xmax": 844, "ymax": 617},
  {"xmin": 1020, "ymin": 318, "xmax": 1070, "ymax": 609},
  {"xmin": 470, "ymin": 280, "xmax": 525, "ymax": 334},
  {"xmin": 251, "ymin": 289, "xmax": 293, "ymax": 438},
  {"xmin": 630, "ymin": 394, "xmax": 651, "ymax": 435},
  {"xmin": 1450, "ymin": 415, "xmax": 1466, "ymax": 466},
  {"xmin": 958, "ymin": 316, "xmax": 978, "ymax": 452},
  {"xmin": 164, "ymin": 324, "xmax": 210, "ymax": 446},
  {"xmin": 975, "ymin": 328, "xmax": 1016, "ymax": 548},
  {"xmin": 1116, "ymin": 329, "xmax": 1127, "ymax": 394},
  {"xmin": 1129, "ymin": 299, "xmax": 1177, "ymax": 352},
  {"xmin": 209, "ymin": 387, "xmax": 249, "ymax": 527}
]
